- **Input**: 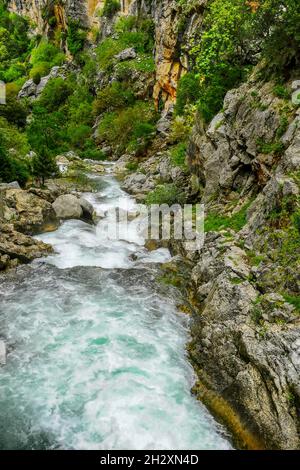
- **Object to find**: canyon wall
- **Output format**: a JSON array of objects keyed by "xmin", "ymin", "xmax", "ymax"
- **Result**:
[{"xmin": 8, "ymin": 0, "xmax": 205, "ymax": 109}]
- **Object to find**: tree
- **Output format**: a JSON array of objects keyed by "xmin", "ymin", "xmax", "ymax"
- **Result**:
[
  {"xmin": 0, "ymin": 140, "xmax": 14, "ymax": 182},
  {"xmin": 0, "ymin": 138, "xmax": 29, "ymax": 186},
  {"xmin": 31, "ymin": 149, "xmax": 58, "ymax": 186}
]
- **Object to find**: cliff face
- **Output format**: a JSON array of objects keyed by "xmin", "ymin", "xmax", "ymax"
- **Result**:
[
  {"xmin": 131, "ymin": 0, "xmax": 207, "ymax": 110},
  {"xmin": 8, "ymin": 0, "xmax": 101, "ymax": 31},
  {"xmin": 8, "ymin": 0, "xmax": 205, "ymax": 109}
]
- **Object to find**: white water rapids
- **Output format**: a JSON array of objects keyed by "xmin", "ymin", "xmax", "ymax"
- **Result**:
[{"xmin": 0, "ymin": 166, "xmax": 231, "ymax": 450}]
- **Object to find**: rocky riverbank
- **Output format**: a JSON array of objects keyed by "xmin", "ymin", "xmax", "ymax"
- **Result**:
[
  {"xmin": 113, "ymin": 69, "xmax": 300, "ymax": 449},
  {"xmin": 0, "ymin": 158, "xmax": 100, "ymax": 271}
]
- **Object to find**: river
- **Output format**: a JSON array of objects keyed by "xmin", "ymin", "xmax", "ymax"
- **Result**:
[{"xmin": 0, "ymin": 165, "xmax": 231, "ymax": 450}]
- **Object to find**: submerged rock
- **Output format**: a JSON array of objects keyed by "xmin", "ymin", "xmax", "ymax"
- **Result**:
[{"xmin": 79, "ymin": 197, "xmax": 94, "ymax": 221}]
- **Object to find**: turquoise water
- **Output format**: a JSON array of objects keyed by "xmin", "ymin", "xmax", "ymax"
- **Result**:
[{"xmin": 0, "ymin": 170, "xmax": 231, "ymax": 450}]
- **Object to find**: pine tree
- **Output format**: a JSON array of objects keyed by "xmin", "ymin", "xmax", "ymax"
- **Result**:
[{"xmin": 32, "ymin": 149, "xmax": 58, "ymax": 186}]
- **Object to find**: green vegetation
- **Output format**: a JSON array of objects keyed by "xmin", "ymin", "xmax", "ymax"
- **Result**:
[
  {"xmin": 101, "ymin": 0, "xmax": 121, "ymax": 18},
  {"xmin": 93, "ymin": 81, "xmax": 135, "ymax": 115},
  {"xmin": 176, "ymin": 0, "xmax": 300, "ymax": 124},
  {"xmin": 125, "ymin": 161, "xmax": 139, "ymax": 172},
  {"xmin": 145, "ymin": 183, "xmax": 185, "ymax": 206},
  {"xmin": 115, "ymin": 55, "xmax": 155, "ymax": 75},
  {"xmin": 175, "ymin": 73, "xmax": 201, "ymax": 116},
  {"xmin": 0, "ymin": 1, "xmax": 33, "ymax": 83},
  {"xmin": 204, "ymin": 200, "xmax": 253, "ymax": 232},
  {"xmin": 170, "ymin": 142, "xmax": 187, "ymax": 168},
  {"xmin": 29, "ymin": 38, "xmax": 65, "ymax": 78},
  {"xmin": 283, "ymin": 294, "xmax": 300, "ymax": 312},
  {"xmin": 0, "ymin": 140, "xmax": 29, "ymax": 186},
  {"xmin": 256, "ymin": 139, "xmax": 285, "ymax": 155},
  {"xmin": 66, "ymin": 19, "xmax": 86, "ymax": 56},
  {"xmin": 97, "ymin": 102, "xmax": 156, "ymax": 155},
  {"xmin": 96, "ymin": 17, "xmax": 154, "ymax": 71},
  {"xmin": 273, "ymin": 84, "xmax": 290, "ymax": 99},
  {"xmin": 31, "ymin": 150, "xmax": 58, "ymax": 186}
]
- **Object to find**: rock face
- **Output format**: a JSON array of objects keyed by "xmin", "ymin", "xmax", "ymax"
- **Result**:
[
  {"xmin": 52, "ymin": 194, "xmax": 83, "ymax": 220},
  {"xmin": 187, "ymin": 232, "xmax": 300, "ymax": 450},
  {"xmin": 180, "ymin": 72, "xmax": 300, "ymax": 449},
  {"xmin": 1, "ymin": 188, "xmax": 58, "ymax": 235},
  {"xmin": 0, "ymin": 223, "xmax": 53, "ymax": 268},
  {"xmin": 122, "ymin": 152, "xmax": 188, "ymax": 201},
  {"xmin": 187, "ymin": 77, "xmax": 299, "ymax": 205},
  {"xmin": 18, "ymin": 66, "xmax": 66, "ymax": 100},
  {"xmin": 8, "ymin": 0, "xmax": 101, "ymax": 32},
  {"xmin": 128, "ymin": 0, "xmax": 206, "ymax": 110}
]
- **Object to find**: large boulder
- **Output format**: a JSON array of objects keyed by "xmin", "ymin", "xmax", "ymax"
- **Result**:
[
  {"xmin": 0, "ymin": 181, "xmax": 21, "ymax": 190},
  {"xmin": 52, "ymin": 194, "xmax": 83, "ymax": 220},
  {"xmin": 0, "ymin": 223, "xmax": 53, "ymax": 268},
  {"xmin": 1, "ymin": 189, "xmax": 58, "ymax": 235}
]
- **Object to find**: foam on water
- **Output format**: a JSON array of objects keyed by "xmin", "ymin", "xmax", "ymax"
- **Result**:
[{"xmin": 0, "ymin": 170, "xmax": 232, "ymax": 450}]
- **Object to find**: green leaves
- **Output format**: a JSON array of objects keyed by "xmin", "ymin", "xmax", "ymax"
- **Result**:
[{"xmin": 66, "ymin": 19, "xmax": 87, "ymax": 56}]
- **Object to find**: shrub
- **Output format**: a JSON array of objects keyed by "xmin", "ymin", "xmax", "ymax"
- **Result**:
[
  {"xmin": 96, "ymin": 26, "xmax": 154, "ymax": 70},
  {"xmin": 97, "ymin": 102, "xmax": 156, "ymax": 153},
  {"xmin": 204, "ymin": 201, "xmax": 253, "ymax": 232},
  {"xmin": 29, "ymin": 62, "xmax": 50, "ymax": 79},
  {"xmin": 115, "ymin": 55, "xmax": 155, "ymax": 76},
  {"xmin": 256, "ymin": 139, "xmax": 285, "ymax": 155},
  {"xmin": 36, "ymin": 77, "xmax": 71, "ymax": 112},
  {"xmin": 283, "ymin": 294, "xmax": 300, "ymax": 312},
  {"xmin": 0, "ymin": 83, "xmax": 28, "ymax": 127},
  {"xmin": 3, "ymin": 62, "xmax": 26, "ymax": 82},
  {"xmin": 31, "ymin": 149, "xmax": 58, "ymax": 185},
  {"xmin": 27, "ymin": 107, "xmax": 67, "ymax": 157},
  {"xmin": 32, "ymin": 71, "xmax": 41, "ymax": 85},
  {"xmin": 93, "ymin": 81, "xmax": 135, "ymax": 116},
  {"xmin": 0, "ymin": 116, "xmax": 30, "ymax": 156},
  {"xmin": 67, "ymin": 124, "xmax": 91, "ymax": 148},
  {"xmin": 0, "ymin": 140, "xmax": 29, "ymax": 186},
  {"xmin": 101, "ymin": 0, "xmax": 121, "ymax": 18},
  {"xmin": 125, "ymin": 161, "xmax": 139, "ymax": 172},
  {"xmin": 273, "ymin": 84, "xmax": 290, "ymax": 99},
  {"xmin": 0, "ymin": 4, "xmax": 31, "ymax": 82},
  {"xmin": 67, "ymin": 19, "xmax": 86, "ymax": 56},
  {"xmin": 293, "ymin": 211, "xmax": 300, "ymax": 233},
  {"xmin": 30, "ymin": 39, "xmax": 65, "ymax": 69},
  {"xmin": 96, "ymin": 38, "xmax": 124, "ymax": 70},
  {"xmin": 80, "ymin": 148, "xmax": 106, "ymax": 161},
  {"xmin": 175, "ymin": 73, "xmax": 201, "ymax": 116},
  {"xmin": 170, "ymin": 142, "xmax": 187, "ymax": 168},
  {"xmin": 191, "ymin": 0, "xmax": 251, "ymax": 123},
  {"xmin": 145, "ymin": 184, "xmax": 185, "ymax": 206},
  {"xmin": 114, "ymin": 16, "xmax": 136, "ymax": 33}
]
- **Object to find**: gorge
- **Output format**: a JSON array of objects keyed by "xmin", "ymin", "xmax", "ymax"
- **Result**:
[{"xmin": 0, "ymin": 0, "xmax": 300, "ymax": 451}]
